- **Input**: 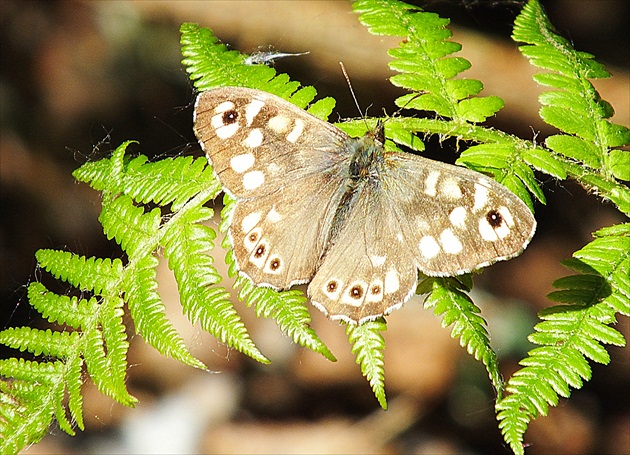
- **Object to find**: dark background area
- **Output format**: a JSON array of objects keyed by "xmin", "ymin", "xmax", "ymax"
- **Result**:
[{"xmin": 1, "ymin": 1, "xmax": 628, "ymax": 454}]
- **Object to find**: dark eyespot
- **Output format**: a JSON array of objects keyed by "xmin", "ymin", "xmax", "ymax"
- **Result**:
[
  {"xmin": 254, "ymin": 245, "xmax": 265, "ymax": 257},
  {"xmin": 223, "ymin": 110, "xmax": 238, "ymax": 124},
  {"xmin": 371, "ymin": 284, "xmax": 381, "ymax": 295},
  {"xmin": 350, "ymin": 285, "xmax": 364, "ymax": 299},
  {"xmin": 270, "ymin": 258, "xmax": 280, "ymax": 270},
  {"xmin": 327, "ymin": 281, "xmax": 338, "ymax": 293},
  {"xmin": 248, "ymin": 232, "xmax": 258, "ymax": 242},
  {"xmin": 486, "ymin": 209, "xmax": 503, "ymax": 227}
]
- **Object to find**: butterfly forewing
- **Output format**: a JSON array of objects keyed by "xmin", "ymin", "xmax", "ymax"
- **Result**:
[
  {"xmin": 194, "ymin": 87, "xmax": 349, "ymax": 199},
  {"xmin": 383, "ymin": 153, "xmax": 536, "ymax": 276}
]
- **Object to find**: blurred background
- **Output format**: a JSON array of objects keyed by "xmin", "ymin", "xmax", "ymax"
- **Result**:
[{"xmin": 1, "ymin": 1, "xmax": 628, "ymax": 454}]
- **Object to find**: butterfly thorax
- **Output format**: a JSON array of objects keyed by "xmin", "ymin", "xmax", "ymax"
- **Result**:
[
  {"xmin": 347, "ymin": 122, "xmax": 386, "ymax": 181},
  {"xmin": 325, "ymin": 127, "xmax": 386, "ymax": 256}
]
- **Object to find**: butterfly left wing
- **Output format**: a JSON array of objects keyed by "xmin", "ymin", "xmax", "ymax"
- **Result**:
[
  {"xmin": 193, "ymin": 86, "xmax": 354, "ymax": 289},
  {"xmin": 385, "ymin": 152, "xmax": 536, "ymax": 276}
]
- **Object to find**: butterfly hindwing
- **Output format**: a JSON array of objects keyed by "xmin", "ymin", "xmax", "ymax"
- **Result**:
[
  {"xmin": 308, "ymin": 178, "xmax": 420, "ymax": 324},
  {"xmin": 229, "ymin": 172, "xmax": 347, "ymax": 289}
]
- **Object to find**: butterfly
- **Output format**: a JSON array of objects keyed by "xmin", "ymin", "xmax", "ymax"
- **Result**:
[{"xmin": 193, "ymin": 86, "xmax": 536, "ymax": 324}]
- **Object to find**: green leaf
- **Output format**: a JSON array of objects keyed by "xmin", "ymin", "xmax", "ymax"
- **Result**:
[
  {"xmin": 545, "ymin": 135, "xmax": 602, "ymax": 169},
  {"xmin": 609, "ymin": 150, "xmax": 629, "ymax": 181},
  {"xmin": 422, "ymin": 277, "xmax": 503, "ymax": 396},
  {"xmin": 347, "ymin": 319, "xmax": 388, "ymax": 409}
]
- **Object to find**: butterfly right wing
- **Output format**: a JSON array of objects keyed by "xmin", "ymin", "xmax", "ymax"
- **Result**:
[{"xmin": 194, "ymin": 87, "xmax": 351, "ymax": 288}]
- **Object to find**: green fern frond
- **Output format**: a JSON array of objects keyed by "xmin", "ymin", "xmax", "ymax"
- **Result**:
[
  {"xmin": 352, "ymin": 0, "xmax": 557, "ymax": 212},
  {"xmin": 161, "ymin": 206, "xmax": 269, "ymax": 364},
  {"xmin": 2, "ymin": 140, "xmax": 271, "ymax": 450},
  {"xmin": 347, "ymin": 318, "xmax": 388, "ymax": 409},
  {"xmin": 35, "ymin": 250, "xmax": 123, "ymax": 296},
  {"xmin": 235, "ymin": 275, "xmax": 337, "ymax": 362},
  {"xmin": 512, "ymin": 0, "xmax": 630, "ymax": 215},
  {"xmin": 27, "ymin": 282, "xmax": 97, "ymax": 329},
  {"xmin": 180, "ymin": 22, "xmax": 335, "ymax": 119},
  {"xmin": 355, "ymin": 0, "xmax": 503, "ymax": 123},
  {"xmin": 496, "ymin": 223, "xmax": 629, "ymax": 454},
  {"xmin": 125, "ymin": 255, "xmax": 205, "ymax": 369},
  {"xmin": 0, "ymin": 364, "xmax": 64, "ymax": 453},
  {"xmin": 419, "ymin": 276, "xmax": 503, "ymax": 396}
]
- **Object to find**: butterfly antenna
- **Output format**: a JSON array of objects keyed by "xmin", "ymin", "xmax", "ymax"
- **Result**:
[
  {"xmin": 339, "ymin": 62, "xmax": 372, "ymax": 130},
  {"xmin": 340, "ymin": 62, "xmax": 364, "ymax": 115}
]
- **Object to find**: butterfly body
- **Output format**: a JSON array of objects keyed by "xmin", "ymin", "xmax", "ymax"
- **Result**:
[{"xmin": 194, "ymin": 86, "xmax": 536, "ymax": 324}]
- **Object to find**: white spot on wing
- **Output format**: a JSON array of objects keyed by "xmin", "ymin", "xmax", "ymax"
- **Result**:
[
  {"xmin": 498, "ymin": 206, "xmax": 515, "ymax": 227},
  {"xmin": 249, "ymin": 241, "xmax": 269, "ymax": 268},
  {"xmin": 322, "ymin": 280, "xmax": 342, "ymax": 300},
  {"xmin": 245, "ymin": 99, "xmax": 265, "ymax": 126},
  {"xmin": 341, "ymin": 281, "xmax": 368, "ymax": 307},
  {"xmin": 478, "ymin": 218, "xmax": 498, "ymax": 241},
  {"xmin": 370, "ymin": 255, "xmax": 386, "ymax": 267},
  {"xmin": 384, "ymin": 270, "xmax": 400, "ymax": 294},
  {"xmin": 439, "ymin": 228, "xmax": 463, "ymax": 254},
  {"xmin": 214, "ymin": 101, "xmax": 234, "ymax": 113},
  {"xmin": 230, "ymin": 153, "xmax": 255, "ymax": 173},
  {"xmin": 441, "ymin": 178, "xmax": 463, "ymax": 199},
  {"xmin": 424, "ymin": 171, "xmax": 440, "ymax": 196},
  {"xmin": 268, "ymin": 115, "xmax": 291, "ymax": 133},
  {"xmin": 449, "ymin": 206, "xmax": 467, "ymax": 227},
  {"xmin": 211, "ymin": 113, "xmax": 239, "ymax": 139},
  {"xmin": 286, "ymin": 118, "xmax": 304, "ymax": 143},
  {"xmin": 419, "ymin": 236, "xmax": 440, "ymax": 258},
  {"xmin": 241, "ymin": 212, "xmax": 261, "ymax": 233},
  {"xmin": 365, "ymin": 279, "xmax": 383, "ymax": 303},
  {"xmin": 243, "ymin": 227, "xmax": 261, "ymax": 251},
  {"xmin": 243, "ymin": 170, "xmax": 265, "ymax": 190},
  {"xmin": 266, "ymin": 207, "xmax": 282, "ymax": 223},
  {"xmin": 243, "ymin": 129, "xmax": 263, "ymax": 148},
  {"xmin": 263, "ymin": 256, "xmax": 283, "ymax": 274},
  {"xmin": 473, "ymin": 182, "xmax": 489, "ymax": 211},
  {"xmin": 495, "ymin": 224, "xmax": 511, "ymax": 239}
]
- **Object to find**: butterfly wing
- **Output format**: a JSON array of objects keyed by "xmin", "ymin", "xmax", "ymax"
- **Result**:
[
  {"xmin": 194, "ymin": 87, "xmax": 351, "ymax": 288},
  {"xmin": 385, "ymin": 152, "xmax": 536, "ymax": 276},
  {"xmin": 308, "ymin": 177, "xmax": 419, "ymax": 324},
  {"xmin": 309, "ymin": 151, "xmax": 536, "ymax": 324},
  {"xmin": 194, "ymin": 86, "xmax": 349, "ymax": 199}
]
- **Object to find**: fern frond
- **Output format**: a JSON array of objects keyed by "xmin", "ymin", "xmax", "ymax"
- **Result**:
[
  {"xmin": 125, "ymin": 255, "xmax": 205, "ymax": 369},
  {"xmin": 497, "ymin": 223, "xmax": 629, "ymax": 454},
  {"xmin": 2, "ymin": 139, "xmax": 272, "ymax": 450},
  {"xmin": 355, "ymin": 0, "xmax": 503, "ymax": 123},
  {"xmin": 35, "ymin": 250, "xmax": 123, "ymax": 296},
  {"xmin": 180, "ymin": 22, "xmax": 335, "ymax": 120},
  {"xmin": 347, "ymin": 318, "xmax": 388, "ymax": 409},
  {"xmin": 419, "ymin": 276, "xmax": 503, "ymax": 396},
  {"xmin": 0, "ymin": 364, "xmax": 63, "ymax": 453},
  {"xmin": 512, "ymin": 0, "xmax": 630, "ymax": 215},
  {"xmin": 161, "ymin": 205, "xmax": 269, "ymax": 364},
  {"xmin": 352, "ymin": 0, "xmax": 558, "ymax": 212},
  {"xmin": 75, "ymin": 151, "xmax": 220, "ymax": 212}
]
